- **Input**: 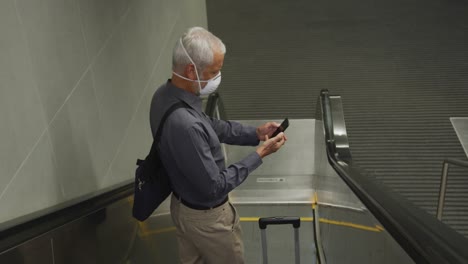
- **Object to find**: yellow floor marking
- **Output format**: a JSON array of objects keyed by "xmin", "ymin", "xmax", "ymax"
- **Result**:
[
  {"xmin": 318, "ymin": 219, "xmax": 383, "ymax": 232},
  {"xmin": 239, "ymin": 217, "xmax": 382, "ymax": 232},
  {"xmin": 240, "ymin": 217, "xmax": 260, "ymax": 222},
  {"xmin": 137, "ymin": 190, "xmax": 384, "ymax": 237},
  {"xmin": 139, "ymin": 226, "xmax": 177, "ymax": 237},
  {"xmin": 138, "ymin": 222, "xmax": 152, "ymax": 236},
  {"xmin": 138, "ymin": 217, "xmax": 383, "ymax": 237}
]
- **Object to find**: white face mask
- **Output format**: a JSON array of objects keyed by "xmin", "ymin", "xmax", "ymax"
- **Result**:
[{"xmin": 172, "ymin": 39, "xmax": 222, "ymax": 96}]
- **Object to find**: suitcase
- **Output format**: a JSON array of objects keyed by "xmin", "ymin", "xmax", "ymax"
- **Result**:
[{"xmin": 258, "ymin": 216, "xmax": 301, "ymax": 264}]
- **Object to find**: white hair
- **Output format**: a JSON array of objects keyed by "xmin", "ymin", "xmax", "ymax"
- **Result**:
[{"xmin": 172, "ymin": 27, "xmax": 226, "ymax": 74}]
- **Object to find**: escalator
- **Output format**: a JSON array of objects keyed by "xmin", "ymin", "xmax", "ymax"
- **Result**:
[
  {"xmin": 206, "ymin": 0, "xmax": 468, "ymax": 239},
  {"xmin": 315, "ymin": 90, "xmax": 468, "ymax": 263},
  {"xmin": 1, "ymin": 92, "xmax": 468, "ymax": 263}
]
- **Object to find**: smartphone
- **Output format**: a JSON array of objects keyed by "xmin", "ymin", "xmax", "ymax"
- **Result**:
[{"xmin": 271, "ymin": 118, "xmax": 289, "ymax": 137}]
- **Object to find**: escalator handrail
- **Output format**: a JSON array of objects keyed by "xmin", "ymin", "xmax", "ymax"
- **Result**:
[
  {"xmin": 0, "ymin": 180, "xmax": 134, "ymax": 254},
  {"xmin": 319, "ymin": 89, "xmax": 468, "ymax": 264},
  {"xmin": 205, "ymin": 92, "xmax": 226, "ymax": 119}
]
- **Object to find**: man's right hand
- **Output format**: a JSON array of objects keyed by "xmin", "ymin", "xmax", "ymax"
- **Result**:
[{"xmin": 256, "ymin": 132, "xmax": 287, "ymax": 159}]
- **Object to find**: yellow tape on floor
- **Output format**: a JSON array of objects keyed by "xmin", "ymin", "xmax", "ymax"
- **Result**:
[
  {"xmin": 239, "ymin": 217, "xmax": 382, "ymax": 232},
  {"xmin": 139, "ymin": 217, "xmax": 383, "ymax": 237}
]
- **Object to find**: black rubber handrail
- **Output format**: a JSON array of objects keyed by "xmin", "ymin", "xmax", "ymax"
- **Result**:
[
  {"xmin": 205, "ymin": 92, "xmax": 226, "ymax": 119},
  {"xmin": 0, "ymin": 182, "xmax": 134, "ymax": 254},
  {"xmin": 319, "ymin": 89, "xmax": 468, "ymax": 264}
]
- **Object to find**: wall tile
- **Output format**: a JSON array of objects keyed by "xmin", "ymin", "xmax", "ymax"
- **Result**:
[
  {"xmin": 103, "ymin": 17, "xmax": 186, "ymax": 187},
  {"xmin": 91, "ymin": 29, "xmax": 139, "ymax": 181},
  {"xmin": 120, "ymin": 0, "xmax": 177, "ymax": 102},
  {"xmin": 180, "ymin": 0, "xmax": 208, "ymax": 28},
  {"xmin": 120, "ymin": 5, "xmax": 156, "ymax": 100},
  {"xmin": 48, "ymin": 72, "xmax": 104, "ymax": 200},
  {"xmin": 16, "ymin": 0, "xmax": 89, "ymax": 122},
  {"xmin": 0, "ymin": 133, "xmax": 61, "ymax": 223},
  {"xmin": 147, "ymin": 16, "xmax": 186, "ymax": 91},
  {"xmin": 0, "ymin": 0, "xmax": 208, "ymax": 224},
  {"xmin": 0, "ymin": 0, "xmax": 47, "ymax": 194},
  {"xmin": 77, "ymin": 0, "xmax": 130, "ymax": 60},
  {"xmin": 102, "ymin": 66, "xmax": 163, "ymax": 187}
]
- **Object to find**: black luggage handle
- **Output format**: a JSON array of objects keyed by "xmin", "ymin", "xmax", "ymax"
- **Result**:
[{"xmin": 259, "ymin": 217, "xmax": 301, "ymax": 229}]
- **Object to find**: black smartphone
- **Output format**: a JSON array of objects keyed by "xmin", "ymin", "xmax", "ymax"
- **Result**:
[{"xmin": 271, "ymin": 118, "xmax": 289, "ymax": 137}]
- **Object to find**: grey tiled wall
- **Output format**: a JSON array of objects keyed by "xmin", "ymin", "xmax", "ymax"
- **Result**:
[{"xmin": 0, "ymin": 0, "xmax": 207, "ymax": 223}]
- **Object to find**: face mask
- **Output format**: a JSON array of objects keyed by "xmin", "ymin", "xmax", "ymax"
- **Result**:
[{"xmin": 172, "ymin": 39, "xmax": 222, "ymax": 96}]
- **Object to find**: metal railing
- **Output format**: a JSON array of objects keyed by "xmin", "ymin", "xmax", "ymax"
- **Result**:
[{"xmin": 437, "ymin": 158, "xmax": 468, "ymax": 220}]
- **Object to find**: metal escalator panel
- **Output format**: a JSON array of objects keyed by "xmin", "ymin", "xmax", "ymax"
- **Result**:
[
  {"xmin": 192, "ymin": 92, "xmax": 405, "ymax": 263},
  {"xmin": 222, "ymin": 117, "xmax": 413, "ymax": 263}
]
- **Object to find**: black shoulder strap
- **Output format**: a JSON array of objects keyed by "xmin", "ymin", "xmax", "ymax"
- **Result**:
[
  {"xmin": 137, "ymin": 101, "xmax": 189, "ymax": 166},
  {"xmin": 152, "ymin": 101, "xmax": 189, "ymax": 151},
  {"xmin": 155, "ymin": 101, "xmax": 189, "ymax": 142}
]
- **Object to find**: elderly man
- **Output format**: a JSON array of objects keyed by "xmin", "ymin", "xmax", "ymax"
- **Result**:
[{"xmin": 150, "ymin": 27, "xmax": 287, "ymax": 264}]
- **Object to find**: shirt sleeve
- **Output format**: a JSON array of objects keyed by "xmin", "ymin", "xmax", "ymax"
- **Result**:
[
  {"xmin": 172, "ymin": 122, "xmax": 263, "ymax": 201},
  {"xmin": 207, "ymin": 117, "xmax": 260, "ymax": 146}
]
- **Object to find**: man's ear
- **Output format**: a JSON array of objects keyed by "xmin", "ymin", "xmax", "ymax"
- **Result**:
[{"xmin": 185, "ymin": 64, "xmax": 198, "ymax": 80}]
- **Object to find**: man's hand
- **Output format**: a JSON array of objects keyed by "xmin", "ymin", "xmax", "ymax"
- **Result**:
[
  {"xmin": 256, "ymin": 132, "xmax": 287, "ymax": 159},
  {"xmin": 256, "ymin": 122, "xmax": 280, "ymax": 141}
]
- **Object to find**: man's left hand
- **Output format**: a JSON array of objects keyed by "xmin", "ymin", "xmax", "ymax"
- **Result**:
[{"xmin": 256, "ymin": 122, "xmax": 280, "ymax": 141}]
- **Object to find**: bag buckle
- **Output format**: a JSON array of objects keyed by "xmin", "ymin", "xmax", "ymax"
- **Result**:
[{"xmin": 138, "ymin": 178, "xmax": 145, "ymax": 191}]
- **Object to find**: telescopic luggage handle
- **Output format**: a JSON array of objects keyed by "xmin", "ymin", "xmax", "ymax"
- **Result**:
[
  {"xmin": 259, "ymin": 217, "xmax": 301, "ymax": 264},
  {"xmin": 258, "ymin": 216, "xmax": 301, "ymax": 229}
]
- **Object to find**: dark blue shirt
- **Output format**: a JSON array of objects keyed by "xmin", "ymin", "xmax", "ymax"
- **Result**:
[{"xmin": 150, "ymin": 80, "xmax": 262, "ymax": 208}]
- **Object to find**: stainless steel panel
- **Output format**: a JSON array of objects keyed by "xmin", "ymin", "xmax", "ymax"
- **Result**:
[
  {"xmin": 314, "ymin": 175, "xmax": 365, "ymax": 211},
  {"xmin": 227, "ymin": 119, "xmax": 316, "ymax": 204},
  {"xmin": 0, "ymin": 234, "xmax": 53, "ymax": 264},
  {"xmin": 0, "ymin": 196, "xmax": 137, "ymax": 264},
  {"xmin": 127, "ymin": 213, "xmax": 178, "ymax": 264},
  {"xmin": 451, "ymin": 117, "xmax": 468, "ymax": 158},
  {"xmin": 226, "ymin": 119, "xmax": 364, "ymax": 211},
  {"xmin": 319, "ymin": 206, "xmax": 414, "ymax": 264},
  {"xmin": 51, "ymin": 211, "xmax": 103, "ymax": 264},
  {"xmin": 314, "ymin": 119, "xmax": 365, "ymax": 211},
  {"xmin": 236, "ymin": 205, "xmax": 316, "ymax": 264},
  {"xmin": 52, "ymin": 198, "xmax": 136, "ymax": 264},
  {"xmin": 329, "ymin": 96, "xmax": 352, "ymax": 163}
]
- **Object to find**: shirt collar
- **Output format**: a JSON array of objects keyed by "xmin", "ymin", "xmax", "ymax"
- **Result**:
[{"xmin": 166, "ymin": 79, "xmax": 203, "ymax": 113}]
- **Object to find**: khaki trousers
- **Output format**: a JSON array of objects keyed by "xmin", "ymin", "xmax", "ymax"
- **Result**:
[{"xmin": 170, "ymin": 194, "xmax": 244, "ymax": 264}]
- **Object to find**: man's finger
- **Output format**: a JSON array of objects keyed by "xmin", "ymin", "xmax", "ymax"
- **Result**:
[
  {"xmin": 266, "ymin": 122, "xmax": 279, "ymax": 129},
  {"xmin": 278, "ymin": 135, "xmax": 285, "ymax": 145},
  {"xmin": 278, "ymin": 134, "xmax": 286, "ymax": 145},
  {"xmin": 273, "ymin": 132, "xmax": 284, "ymax": 141}
]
